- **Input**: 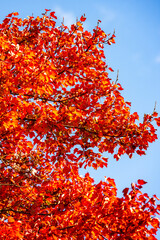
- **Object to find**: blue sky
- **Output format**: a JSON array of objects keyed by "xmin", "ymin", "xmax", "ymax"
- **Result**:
[{"xmin": 1, "ymin": 0, "xmax": 160, "ymax": 236}]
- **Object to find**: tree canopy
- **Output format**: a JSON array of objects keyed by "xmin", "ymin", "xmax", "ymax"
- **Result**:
[{"xmin": 0, "ymin": 11, "xmax": 160, "ymax": 239}]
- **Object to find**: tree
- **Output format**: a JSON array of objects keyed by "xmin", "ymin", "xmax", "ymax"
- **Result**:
[{"xmin": 0, "ymin": 10, "xmax": 160, "ymax": 239}]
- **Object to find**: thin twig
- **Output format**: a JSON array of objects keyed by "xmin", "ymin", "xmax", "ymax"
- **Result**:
[{"xmin": 115, "ymin": 69, "xmax": 119, "ymax": 84}]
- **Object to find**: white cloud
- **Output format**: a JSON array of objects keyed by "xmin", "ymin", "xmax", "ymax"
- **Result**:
[
  {"xmin": 54, "ymin": 6, "xmax": 76, "ymax": 27},
  {"xmin": 155, "ymin": 55, "xmax": 160, "ymax": 63}
]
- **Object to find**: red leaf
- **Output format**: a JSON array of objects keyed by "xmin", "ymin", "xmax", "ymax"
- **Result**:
[
  {"xmin": 153, "ymin": 194, "xmax": 160, "ymax": 201},
  {"xmin": 152, "ymin": 112, "xmax": 158, "ymax": 117},
  {"xmin": 80, "ymin": 15, "xmax": 86, "ymax": 22},
  {"xmin": 126, "ymin": 101, "xmax": 131, "ymax": 106},
  {"xmin": 6, "ymin": 13, "xmax": 13, "ymax": 18},
  {"xmin": 106, "ymin": 177, "xmax": 116, "ymax": 188},
  {"xmin": 122, "ymin": 187, "xmax": 129, "ymax": 196},
  {"xmin": 117, "ymin": 84, "xmax": 124, "ymax": 91},
  {"xmin": 111, "ymin": 38, "xmax": 115, "ymax": 44},
  {"xmin": 50, "ymin": 12, "xmax": 57, "ymax": 19},
  {"xmin": 108, "ymin": 67, "xmax": 114, "ymax": 72},
  {"xmin": 6, "ymin": 155, "xmax": 12, "ymax": 159},
  {"xmin": 136, "ymin": 150, "xmax": 145, "ymax": 156},
  {"xmin": 137, "ymin": 179, "xmax": 147, "ymax": 185},
  {"xmin": 92, "ymin": 163, "xmax": 98, "ymax": 169},
  {"xmin": 13, "ymin": 12, "xmax": 19, "ymax": 16},
  {"xmin": 155, "ymin": 117, "xmax": 160, "ymax": 126}
]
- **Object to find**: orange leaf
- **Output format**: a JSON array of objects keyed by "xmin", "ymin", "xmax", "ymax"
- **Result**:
[
  {"xmin": 8, "ymin": 216, "xmax": 15, "ymax": 223},
  {"xmin": 77, "ymin": 21, "xmax": 82, "ymax": 27}
]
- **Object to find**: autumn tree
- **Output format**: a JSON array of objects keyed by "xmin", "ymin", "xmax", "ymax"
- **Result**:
[{"xmin": 0, "ymin": 10, "xmax": 160, "ymax": 239}]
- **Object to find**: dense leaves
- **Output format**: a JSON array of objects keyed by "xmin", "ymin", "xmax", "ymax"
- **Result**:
[{"xmin": 0, "ymin": 11, "xmax": 160, "ymax": 239}]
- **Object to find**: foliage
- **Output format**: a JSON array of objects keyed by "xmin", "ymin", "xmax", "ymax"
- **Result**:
[{"xmin": 0, "ymin": 10, "xmax": 160, "ymax": 239}]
